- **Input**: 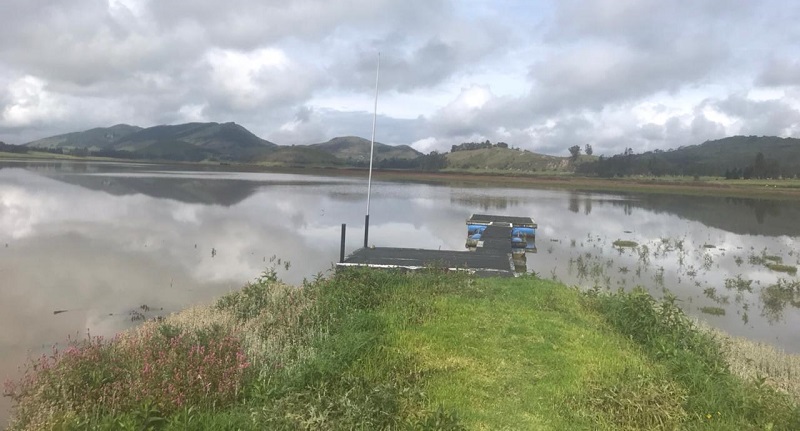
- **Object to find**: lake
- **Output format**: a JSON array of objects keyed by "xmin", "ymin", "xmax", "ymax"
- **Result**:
[{"xmin": 1, "ymin": 160, "xmax": 799, "ymax": 425}]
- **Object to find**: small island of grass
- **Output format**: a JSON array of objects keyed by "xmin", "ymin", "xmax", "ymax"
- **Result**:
[
  {"xmin": 612, "ymin": 239, "xmax": 639, "ymax": 248},
  {"xmin": 766, "ymin": 263, "xmax": 798, "ymax": 275}
]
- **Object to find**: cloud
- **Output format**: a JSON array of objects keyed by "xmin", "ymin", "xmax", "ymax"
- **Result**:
[
  {"xmin": 202, "ymin": 47, "xmax": 319, "ymax": 111},
  {"xmin": 714, "ymin": 94, "xmax": 800, "ymax": 136},
  {"xmin": 757, "ymin": 58, "xmax": 800, "ymax": 87},
  {"xmin": 0, "ymin": 0, "xmax": 798, "ymax": 152}
]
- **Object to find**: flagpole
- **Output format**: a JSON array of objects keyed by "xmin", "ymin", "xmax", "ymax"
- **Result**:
[{"xmin": 364, "ymin": 52, "xmax": 380, "ymax": 248}]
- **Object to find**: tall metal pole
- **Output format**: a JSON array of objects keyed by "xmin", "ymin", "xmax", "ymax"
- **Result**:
[{"xmin": 364, "ymin": 52, "xmax": 380, "ymax": 248}]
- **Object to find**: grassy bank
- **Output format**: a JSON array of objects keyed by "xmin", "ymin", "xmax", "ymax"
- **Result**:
[{"xmin": 4, "ymin": 270, "xmax": 800, "ymax": 430}]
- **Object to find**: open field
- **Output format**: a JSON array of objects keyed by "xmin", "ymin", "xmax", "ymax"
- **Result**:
[{"xmin": 4, "ymin": 269, "xmax": 800, "ymax": 430}]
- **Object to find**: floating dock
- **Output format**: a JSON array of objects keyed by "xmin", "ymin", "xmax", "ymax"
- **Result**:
[{"xmin": 338, "ymin": 214, "xmax": 537, "ymax": 277}]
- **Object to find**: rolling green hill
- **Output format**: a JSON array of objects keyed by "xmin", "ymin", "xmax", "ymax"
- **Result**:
[
  {"xmin": 25, "ymin": 124, "xmax": 142, "ymax": 150},
  {"xmin": 24, "ymin": 122, "xmax": 276, "ymax": 162},
  {"xmin": 309, "ymin": 136, "xmax": 421, "ymax": 162},
  {"xmin": 446, "ymin": 146, "xmax": 590, "ymax": 172}
]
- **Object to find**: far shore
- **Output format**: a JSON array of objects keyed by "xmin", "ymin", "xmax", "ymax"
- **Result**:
[{"xmin": 4, "ymin": 151, "xmax": 800, "ymax": 199}]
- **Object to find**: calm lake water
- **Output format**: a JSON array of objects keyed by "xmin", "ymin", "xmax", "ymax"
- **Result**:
[{"xmin": 1, "ymin": 160, "xmax": 799, "ymax": 424}]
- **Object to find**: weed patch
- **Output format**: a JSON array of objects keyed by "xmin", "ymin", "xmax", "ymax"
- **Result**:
[{"xmin": 766, "ymin": 263, "xmax": 798, "ymax": 274}]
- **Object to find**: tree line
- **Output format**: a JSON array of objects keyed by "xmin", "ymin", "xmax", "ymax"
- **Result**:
[
  {"xmin": 451, "ymin": 140, "xmax": 509, "ymax": 152},
  {"xmin": 576, "ymin": 148, "xmax": 797, "ymax": 179}
]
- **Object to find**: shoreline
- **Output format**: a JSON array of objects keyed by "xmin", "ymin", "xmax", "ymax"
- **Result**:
[{"xmin": 4, "ymin": 152, "xmax": 800, "ymax": 200}]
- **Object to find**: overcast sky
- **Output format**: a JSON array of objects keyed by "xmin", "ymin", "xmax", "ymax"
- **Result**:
[{"xmin": 1, "ymin": 0, "xmax": 799, "ymax": 156}]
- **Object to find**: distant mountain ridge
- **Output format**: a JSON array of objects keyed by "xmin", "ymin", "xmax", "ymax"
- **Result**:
[
  {"xmin": 20, "ymin": 123, "xmax": 798, "ymax": 177},
  {"xmin": 26, "ymin": 124, "xmax": 143, "ymax": 149},
  {"xmin": 23, "ymin": 124, "xmax": 423, "ymax": 165}
]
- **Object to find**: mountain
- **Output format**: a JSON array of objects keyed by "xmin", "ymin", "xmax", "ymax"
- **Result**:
[
  {"xmin": 309, "ymin": 136, "xmax": 421, "ymax": 162},
  {"xmin": 25, "ymin": 124, "xmax": 142, "ymax": 150},
  {"xmin": 578, "ymin": 136, "xmax": 800, "ymax": 177},
  {"xmin": 25, "ymin": 122, "xmax": 276, "ymax": 162},
  {"xmin": 113, "ymin": 122, "xmax": 276, "ymax": 161}
]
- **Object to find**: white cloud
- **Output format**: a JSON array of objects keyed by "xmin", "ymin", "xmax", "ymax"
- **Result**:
[
  {"xmin": 0, "ymin": 0, "xmax": 799, "ymax": 152},
  {"xmin": 2, "ymin": 76, "xmax": 65, "ymax": 127}
]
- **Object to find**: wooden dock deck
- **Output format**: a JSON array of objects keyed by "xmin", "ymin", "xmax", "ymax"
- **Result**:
[{"xmin": 337, "ymin": 214, "xmax": 536, "ymax": 277}]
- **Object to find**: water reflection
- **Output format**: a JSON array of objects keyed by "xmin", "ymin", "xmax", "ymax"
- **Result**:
[
  {"xmin": 450, "ymin": 195, "xmax": 520, "ymax": 211},
  {"xmin": 601, "ymin": 193, "xmax": 800, "ymax": 236}
]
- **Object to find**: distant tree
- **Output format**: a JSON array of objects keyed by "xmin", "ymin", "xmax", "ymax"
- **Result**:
[
  {"xmin": 418, "ymin": 151, "xmax": 447, "ymax": 171},
  {"xmin": 568, "ymin": 145, "xmax": 581, "ymax": 161},
  {"xmin": 584, "ymin": 144, "xmax": 593, "ymax": 156},
  {"xmin": 753, "ymin": 152, "xmax": 766, "ymax": 179},
  {"xmin": 496, "ymin": 142, "xmax": 509, "ymax": 149},
  {"xmin": 71, "ymin": 147, "xmax": 89, "ymax": 157}
]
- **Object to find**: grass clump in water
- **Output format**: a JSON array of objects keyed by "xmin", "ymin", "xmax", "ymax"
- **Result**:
[
  {"xmin": 766, "ymin": 263, "xmax": 798, "ymax": 274},
  {"xmin": 612, "ymin": 240, "xmax": 638, "ymax": 248},
  {"xmin": 700, "ymin": 306, "xmax": 726, "ymax": 316}
]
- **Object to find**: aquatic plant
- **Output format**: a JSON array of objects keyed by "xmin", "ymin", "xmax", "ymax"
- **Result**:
[
  {"xmin": 766, "ymin": 263, "xmax": 797, "ymax": 275},
  {"xmin": 700, "ymin": 306, "xmax": 726, "ymax": 316},
  {"xmin": 725, "ymin": 275, "xmax": 753, "ymax": 293},
  {"xmin": 612, "ymin": 240, "xmax": 638, "ymax": 248},
  {"xmin": 761, "ymin": 279, "xmax": 800, "ymax": 323}
]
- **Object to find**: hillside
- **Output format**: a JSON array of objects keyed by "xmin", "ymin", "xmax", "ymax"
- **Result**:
[
  {"xmin": 24, "ymin": 122, "xmax": 276, "ymax": 162},
  {"xmin": 25, "ymin": 124, "xmax": 142, "ymax": 150},
  {"xmin": 257, "ymin": 145, "xmax": 344, "ymax": 166},
  {"xmin": 579, "ymin": 136, "xmax": 800, "ymax": 177},
  {"xmin": 309, "ymin": 136, "xmax": 421, "ymax": 163},
  {"xmin": 446, "ymin": 146, "xmax": 587, "ymax": 172},
  {"xmin": 21, "ymin": 126, "xmax": 424, "ymax": 165}
]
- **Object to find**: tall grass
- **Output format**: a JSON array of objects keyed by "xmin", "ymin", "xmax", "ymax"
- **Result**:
[{"xmin": 586, "ymin": 287, "xmax": 800, "ymax": 429}]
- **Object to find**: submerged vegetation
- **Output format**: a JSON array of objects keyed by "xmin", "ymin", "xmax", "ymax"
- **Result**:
[
  {"xmin": 766, "ymin": 263, "xmax": 798, "ymax": 275},
  {"xmin": 4, "ymin": 269, "xmax": 800, "ymax": 430}
]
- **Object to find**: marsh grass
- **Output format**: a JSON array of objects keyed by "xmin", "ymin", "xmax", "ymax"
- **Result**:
[
  {"xmin": 725, "ymin": 275, "xmax": 754, "ymax": 293},
  {"xmin": 586, "ymin": 287, "xmax": 800, "ymax": 429},
  {"xmin": 612, "ymin": 240, "xmax": 638, "ymax": 248},
  {"xmin": 760, "ymin": 279, "xmax": 800, "ymax": 323},
  {"xmin": 703, "ymin": 324, "xmax": 800, "ymax": 404},
  {"xmin": 766, "ymin": 263, "xmax": 798, "ymax": 275},
  {"xmin": 700, "ymin": 306, "xmax": 726, "ymax": 316}
]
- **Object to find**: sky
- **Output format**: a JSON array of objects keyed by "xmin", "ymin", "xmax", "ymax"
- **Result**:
[{"xmin": 1, "ymin": 0, "xmax": 800, "ymax": 156}]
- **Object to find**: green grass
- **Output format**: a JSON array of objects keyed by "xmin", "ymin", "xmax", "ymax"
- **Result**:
[
  {"xmin": 5, "ymin": 270, "xmax": 800, "ymax": 430},
  {"xmin": 766, "ymin": 263, "xmax": 798, "ymax": 274},
  {"xmin": 700, "ymin": 306, "xmax": 727, "ymax": 316}
]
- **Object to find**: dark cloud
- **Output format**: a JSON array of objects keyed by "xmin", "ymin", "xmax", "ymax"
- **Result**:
[
  {"xmin": 527, "ymin": 39, "xmax": 726, "ymax": 112},
  {"xmin": 714, "ymin": 95, "xmax": 800, "ymax": 136},
  {"xmin": 757, "ymin": 58, "xmax": 800, "ymax": 87}
]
